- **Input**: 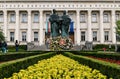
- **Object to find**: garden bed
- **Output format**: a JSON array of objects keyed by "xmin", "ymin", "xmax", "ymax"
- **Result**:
[
  {"xmin": 87, "ymin": 56, "xmax": 120, "ymax": 65},
  {"xmin": 4, "ymin": 55, "xmax": 109, "ymax": 79}
]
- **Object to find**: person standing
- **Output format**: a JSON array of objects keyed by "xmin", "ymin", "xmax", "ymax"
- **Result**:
[
  {"xmin": 15, "ymin": 40, "xmax": 19, "ymax": 52},
  {"xmin": 1, "ymin": 41, "xmax": 6, "ymax": 53}
]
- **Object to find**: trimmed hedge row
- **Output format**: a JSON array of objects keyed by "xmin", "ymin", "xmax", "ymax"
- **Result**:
[
  {"xmin": 6, "ymin": 45, "xmax": 27, "ymax": 52},
  {"xmin": 0, "ymin": 52, "xmax": 45, "ymax": 62},
  {"xmin": 0, "ymin": 52, "xmax": 56, "ymax": 78},
  {"xmin": 70, "ymin": 51, "xmax": 120, "ymax": 60},
  {"xmin": 63, "ymin": 52, "xmax": 120, "ymax": 79},
  {"xmin": 93, "ymin": 44, "xmax": 115, "ymax": 51}
]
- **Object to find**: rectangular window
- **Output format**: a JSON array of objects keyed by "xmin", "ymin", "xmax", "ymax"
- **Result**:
[
  {"xmin": 92, "ymin": 13, "xmax": 97, "ymax": 22},
  {"xmin": 93, "ymin": 31, "xmax": 97, "ymax": 41},
  {"xmin": 103, "ymin": 14, "xmax": 109, "ymax": 23},
  {"xmin": 22, "ymin": 13, "xmax": 27, "ymax": 23},
  {"xmin": 81, "ymin": 31, "xmax": 85, "ymax": 41},
  {"xmin": 104, "ymin": 31, "xmax": 109, "ymax": 41},
  {"xmin": 34, "ymin": 32, "xmax": 38, "ymax": 41},
  {"xmin": 116, "ymin": 14, "xmax": 119, "ymax": 21},
  {"xmin": 46, "ymin": 14, "xmax": 50, "ymax": 21},
  {"xmin": 0, "ymin": 13, "xmax": 3, "ymax": 22},
  {"xmin": 80, "ymin": 14, "xmax": 86, "ymax": 23},
  {"xmin": 10, "ymin": 14, "xmax": 15, "ymax": 23},
  {"xmin": 33, "ymin": 14, "xmax": 39, "ymax": 23},
  {"xmin": 10, "ymin": 32, "xmax": 14, "ymax": 42},
  {"xmin": 22, "ymin": 32, "xmax": 26, "ymax": 41}
]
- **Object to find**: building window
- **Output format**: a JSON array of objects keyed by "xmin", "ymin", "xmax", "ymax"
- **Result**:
[
  {"xmin": 46, "ymin": 14, "xmax": 50, "ymax": 21},
  {"xmin": 116, "ymin": 14, "xmax": 120, "ymax": 21},
  {"xmin": 34, "ymin": 32, "xmax": 38, "ymax": 41},
  {"xmin": 10, "ymin": 14, "xmax": 15, "ymax": 23},
  {"xmin": 104, "ymin": 31, "xmax": 109, "ymax": 41},
  {"xmin": 92, "ymin": 13, "xmax": 97, "ymax": 23},
  {"xmin": 81, "ymin": 31, "xmax": 85, "ymax": 41},
  {"xmin": 33, "ymin": 14, "xmax": 39, "ymax": 23},
  {"xmin": 10, "ymin": 32, "xmax": 14, "ymax": 42},
  {"xmin": 80, "ymin": 14, "xmax": 86, "ymax": 23},
  {"xmin": 22, "ymin": 32, "xmax": 26, "ymax": 41},
  {"xmin": 93, "ymin": 31, "xmax": 97, "ymax": 41},
  {"xmin": 103, "ymin": 14, "xmax": 109, "ymax": 23},
  {"xmin": 0, "ymin": 13, "xmax": 3, "ymax": 22},
  {"xmin": 21, "ymin": 13, "xmax": 27, "ymax": 23}
]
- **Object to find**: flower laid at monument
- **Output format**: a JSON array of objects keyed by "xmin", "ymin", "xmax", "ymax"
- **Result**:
[
  {"xmin": 4, "ymin": 55, "xmax": 109, "ymax": 79},
  {"xmin": 49, "ymin": 36, "xmax": 73, "ymax": 50}
]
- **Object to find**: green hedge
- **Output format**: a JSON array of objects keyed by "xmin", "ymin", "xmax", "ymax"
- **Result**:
[
  {"xmin": 7, "ymin": 45, "xmax": 27, "ymax": 52},
  {"xmin": 0, "ymin": 52, "xmax": 56, "ymax": 78},
  {"xmin": 93, "ymin": 44, "xmax": 115, "ymax": 51},
  {"xmin": 63, "ymin": 52, "xmax": 120, "ymax": 79},
  {"xmin": 70, "ymin": 51, "xmax": 120, "ymax": 60},
  {"xmin": 0, "ymin": 52, "xmax": 47, "ymax": 62}
]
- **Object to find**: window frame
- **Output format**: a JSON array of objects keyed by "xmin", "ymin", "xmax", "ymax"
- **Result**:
[
  {"xmin": 10, "ymin": 32, "xmax": 14, "ymax": 42},
  {"xmin": 92, "ymin": 13, "xmax": 97, "ymax": 23},
  {"xmin": 80, "ymin": 14, "xmax": 86, "ymax": 23},
  {"xmin": 10, "ymin": 13, "xmax": 15, "ymax": 23},
  {"xmin": 81, "ymin": 31, "xmax": 86, "ymax": 41},
  {"xmin": 33, "ymin": 13, "xmax": 39, "ymax": 23},
  {"xmin": 22, "ymin": 32, "xmax": 27, "ymax": 42},
  {"xmin": 34, "ymin": 32, "xmax": 38, "ymax": 41},
  {"xmin": 93, "ymin": 31, "xmax": 97, "ymax": 41},
  {"xmin": 21, "ymin": 13, "xmax": 28, "ymax": 23}
]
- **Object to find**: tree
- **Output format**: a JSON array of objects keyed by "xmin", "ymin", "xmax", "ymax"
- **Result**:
[
  {"xmin": 115, "ymin": 20, "xmax": 120, "ymax": 52},
  {"xmin": 116, "ymin": 20, "xmax": 120, "ymax": 36},
  {"xmin": 0, "ymin": 29, "xmax": 5, "ymax": 42}
]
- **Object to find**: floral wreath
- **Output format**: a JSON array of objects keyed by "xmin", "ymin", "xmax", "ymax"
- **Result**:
[{"xmin": 49, "ymin": 36, "xmax": 73, "ymax": 51}]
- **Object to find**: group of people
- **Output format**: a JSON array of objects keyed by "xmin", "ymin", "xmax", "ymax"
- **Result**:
[{"xmin": 0, "ymin": 40, "xmax": 20, "ymax": 53}]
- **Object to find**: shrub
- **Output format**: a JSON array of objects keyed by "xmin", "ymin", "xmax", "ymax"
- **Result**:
[
  {"xmin": 0, "ymin": 52, "xmax": 56, "ymax": 78},
  {"xmin": 63, "ymin": 52, "xmax": 120, "ymax": 79},
  {"xmin": 5, "ymin": 55, "xmax": 108, "ymax": 79}
]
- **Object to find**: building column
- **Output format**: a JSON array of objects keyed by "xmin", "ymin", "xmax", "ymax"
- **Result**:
[
  {"xmin": 3, "ymin": 10, "xmax": 7, "ymax": 40},
  {"xmin": 27, "ymin": 10, "xmax": 31, "ymax": 42},
  {"xmin": 111, "ymin": 10, "xmax": 116, "ymax": 44},
  {"xmin": 15, "ymin": 10, "xmax": 19, "ymax": 41},
  {"xmin": 99, "ymin": 10, "xmax": 104, "ymax": 43},
  {"xmin": 76, "ymin": 10, "xmax": 80, "ymax": 45},
  {"xmin": 39, "ymin": 10, "xmax": 44, "ymax": 45},
  {"xmin": 87, "ymin": 10, "xmax": 92, "ymax": 42}
]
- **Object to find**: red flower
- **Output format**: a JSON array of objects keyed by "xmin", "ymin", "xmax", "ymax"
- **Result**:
[{"xmin": 59, "ymin": 39, "xmax": 65, "ymax": 45}]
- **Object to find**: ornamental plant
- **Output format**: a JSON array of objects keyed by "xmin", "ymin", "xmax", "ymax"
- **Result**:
[
  {"xmin": 49, "ymin": 36, "xmax": 73, "ymax": 51},
  {"xmin": 4, "ymin": 55, "xmax": 112, "ymax": 79}
]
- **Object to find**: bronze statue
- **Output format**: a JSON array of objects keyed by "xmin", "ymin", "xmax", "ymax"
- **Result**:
[
  {"xmin": 49, "ymin": 9, "xmax": 60, "ymax": 37},
  {"xmin": 61, "ymin": 11, "xmax": 71, "ymax": 37}
]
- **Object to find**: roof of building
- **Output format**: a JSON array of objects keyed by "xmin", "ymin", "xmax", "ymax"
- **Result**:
[{"xmin": 0, "ymin": 0, "xmax": 119, "ymax": 2}]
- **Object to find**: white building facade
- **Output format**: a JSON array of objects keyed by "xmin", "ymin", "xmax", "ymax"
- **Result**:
[{"xmin": 0, "ymin": 0, "xmax": 119, "ymax": 45}]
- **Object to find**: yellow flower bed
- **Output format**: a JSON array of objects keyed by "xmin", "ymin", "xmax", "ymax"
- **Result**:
[{"xmin": 4, "ymin": 55, "xmax": 111, "ymax": 79}]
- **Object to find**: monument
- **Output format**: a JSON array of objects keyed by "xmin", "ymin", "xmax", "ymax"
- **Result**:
[{"xmin": 48, "ymin": 9, "xmax": 73, "ymax": 50}]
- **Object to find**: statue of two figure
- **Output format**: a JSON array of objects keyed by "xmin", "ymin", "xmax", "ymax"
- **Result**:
[{"xmin": 49, "ymin": 9, "xmax": 71, "ymax": 38}]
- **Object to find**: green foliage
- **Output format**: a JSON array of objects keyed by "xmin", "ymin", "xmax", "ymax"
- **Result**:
[
  {"xmin": 5, "ymin": 55, "xmax": 107, "ymax": 79},
  {"xmin": 0, "ymin": 52, "xmax": 56, "ymax": 78},
  {"xmin": 7, "ymin": 45, "xmax": 27, "ymax": 52},
  {"xmin": 0, "ymin": 52, "xmax": 43, "ymax": 62},
  {"xmin": 63, "ymin": 52, "xmax": 120, "ymax": 79},
  {"xmin": 116, "ymin": 20, "xmax": 120, "ymax": 35},
  {"xmin": 0, "ymin": 30, "xmax": 5, "ymax": 42},
  {"xmin": 70, "ymin": 51, "xmax": 120, "ymax": 60},
  {"xmin": 93, "ymin": 44, "xmax": 115, "ymax": 51}
]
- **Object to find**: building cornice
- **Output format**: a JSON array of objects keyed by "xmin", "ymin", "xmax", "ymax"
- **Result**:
[{"xmin": 0, "ymin": 0, "xmax": 119, "ymax": 2}]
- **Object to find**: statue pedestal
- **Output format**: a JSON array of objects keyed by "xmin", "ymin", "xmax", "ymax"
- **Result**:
[{"xmin": 49, "ymin": 36, "xmax": 73, "ymax": 51}]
